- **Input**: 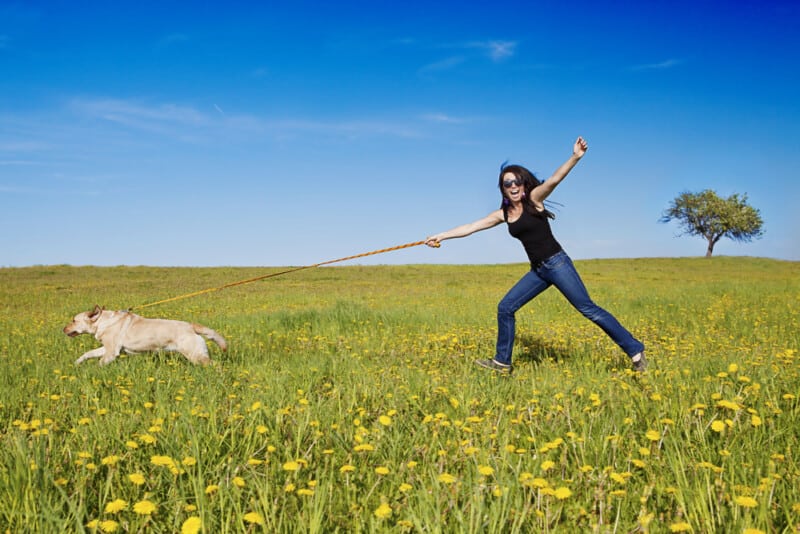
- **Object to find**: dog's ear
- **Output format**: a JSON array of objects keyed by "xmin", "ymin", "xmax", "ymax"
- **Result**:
[{"xmin": 89, "ymin": 305, "xmax": 103, "ymax": 321}]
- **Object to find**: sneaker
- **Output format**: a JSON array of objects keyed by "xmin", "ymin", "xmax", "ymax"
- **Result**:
[
  {"xmin": 475, "ymin": 359, "xmax": 512, "ymax": 374},
  {"xmin": 631, "ymin": 352, "xmax": 648, "ymax": 373}
]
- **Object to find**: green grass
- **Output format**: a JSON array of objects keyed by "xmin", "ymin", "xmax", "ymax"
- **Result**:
[{"xmin": 1, "ymin": 257, "xmax": 798, "ymax": 533}]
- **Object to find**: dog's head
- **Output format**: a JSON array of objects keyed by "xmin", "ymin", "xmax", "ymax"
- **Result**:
[{"xmin": 63, "ymin": 305, "xmax": 104, "ymax": 337}]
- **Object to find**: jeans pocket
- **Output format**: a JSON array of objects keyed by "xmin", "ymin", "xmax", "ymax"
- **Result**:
[{"xmin": 543, "ymin": 251, "xmax": 569, "ymax": 270}]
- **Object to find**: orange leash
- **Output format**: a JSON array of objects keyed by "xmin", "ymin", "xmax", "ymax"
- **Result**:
[{"xmin": 130, "ymin": 239, "xmax": 438, "ymax": 311}]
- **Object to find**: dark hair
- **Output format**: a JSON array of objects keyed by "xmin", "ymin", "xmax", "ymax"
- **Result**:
[{"xmin": 499, "ymin": 162, "xmax": 556, "ymax": 219}]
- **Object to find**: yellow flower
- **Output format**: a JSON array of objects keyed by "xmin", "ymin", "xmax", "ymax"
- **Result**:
[
  {"xmin": 101, "ymin": 455, "xmax": 120, "ymax": 467},
  {"xmin": 710, "ymin": 420, "xmax": 726, "ymax": 433},
  {"xmin": 374, "ymin": 502, "xmax": 392, "ymax": 519},
  {"xmin": 399, "ymin": 483, "xmax": 412, "ymax": 492},
  {"xmin": 375, "ymin": 466, "xmax": 390, "ymax": 475},
  {"xmin": 99, "ymin": 520, "xmax": 119, "ymax": 533},
  {"xmin": 205, "ymin": 484, "xmax": 219, "ymax": 494},
  {"xmin": 477, "ymin": 465, "xmax": 494, "ymax": 476},
  {"xmin": 734, "ymin": 495, "xmax": 758, "ymax": 508},
  {"xmin": 282, "ymin": 460, "xmax": 300, "ymax": 471},
  {"xmin": 645, "ymin": 429, "xmax": 661, "ymax": 441},
  {"xmin": 751, "ymin": 414, "xmax": 762, "ymax": 427},
  {"xmin": 378, "ymin": 415, "xmax": 392, "ymax": 426},
  {"xmin": 340, "ymin": 464, "xmax": 356, "ymax": 473},
  {"xmin": 297, "ymin": 488, "xmax": 314, "ymax": 496},
  {"xmin": 354, "ymin": 444, "xmax": 374, "ymax": 452},
  {"xmin": 232, "ymin": 476, "xmax": 245, "ymax": 488},
  {"xmin": 243, "ymin": 512, "xmax": 264, "ymax": 525},
  {"xmin": 540, "ymin": 460, "xmax": 555, "ymax": 472},
  {"xmin": 151, "ymin": 455, "xmax": 175, "ymax": 468},
  {"xmin": 127, "ymin": 473, "xmax": 145, "ymax": 486},
  {"xmin": 438, "ymin": 473, "xmax": 457, "ymax": 484},
  {"xmin": 742, "ymin": 529, "xmax": 765, "ymax": 534},
  {"xmin": 103, "ymin": 499, "xmax": 127, "ymax": 514},
  {"xmin": 554, "ymin": 487, "xmax": 572, "ymax": 499},
  {"xmin": 125, "ymin": 440, "xmax": 138, "ymax": 449},
  {"xmin": 182, "ymin": 456, "xmax": 197, "ymax": 466},
  {"xmin": 669, "ymin": 522, "xmax": 692, "ymax": 532},
  {"xmin": 133, "ymin": 500, "xmax": 157, "ymax": 515},
  {"xmin": 181, "ymin": 516, "xmax": 202, "ymax": 534}
]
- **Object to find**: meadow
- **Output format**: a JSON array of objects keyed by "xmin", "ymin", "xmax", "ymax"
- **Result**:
[{"xmin": 0, "ymin": 257, "xmax": 798, "ymax": 533}]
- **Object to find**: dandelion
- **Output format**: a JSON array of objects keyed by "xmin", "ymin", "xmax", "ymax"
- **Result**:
[
  {"xmin": 374, "ymin": 502, "xmax": 392, "ymax": 519},
  {"xmin": 282, "ymin": 460, "xmax": 300, "ymax": 471},
  {"xmin": 751, "ymin": 414, "xmax": 762, "ymax": 427},
  {"xmin": 669, "ymin": 522, "xmax": 692, "ymax": 532},
  {"xmin": 710, "ymin": 420, "xmax": 726, "ymax": 433},
  {"xmin": 99, "ymin": 520, "xmax": 119, "ymax": 533},
  {"xmin": 205, "ymin": 484, "xmax": 219, "ymax": 494},
  {"xmin": 125, "ymin": 440, "xmax": 138, "ymax": 449},
  {"xmin": 151, "ymin": 455, "xmax": 176, "ymax": 468},
  {"xmin": 182, "ymin": 456, "xmax": 197, "ymax": 466},
  {"xmin": 743, "ymin": 529, "xmax": 765, "ymax": 534},
  {"xmin": 540, "ymin": 460, "xmax": 555, "ymax": 472},
  {"xmin": 340, "ymin": 464, "xmax": 355, "ymax": 473},
  {"xmin": 554, "ymin": 487, "xmax": 572, "ymax": 499},
  {"xmin": 378, "ymin": 415, "xmax": 392, "ymax": 426},
  {"xmin": 104, "ymin": 499, "xmax": 128, "ymax": 514},
  {"xmin": 645, "ymin": 429, "xmax": 660, "ymax": 441},
  {"xmin": 132, "ymin": 500, "xmax": 157, "ymax": 515},
  {"xmin": 375, "ymin": 466, "xmax": 390, "ymax": 475},
  {"xmin": 243, "ymin": 512, "xmax": 264, "ymax": 525},
  {"xmin": 354, "ymin": 444, "xmax": 374, "ymax": 452},
  {"xmin": 181, "ymin": 516, "xmax": 202, "ymax": 534},
  {"xmin": 297, "ymin": 488, "xmax": 314, "ymax": 496},
  {"xmin": 256, "ymin": 425, "xmax": 268, "ymax": 434},
  {"xmin": 477, "ymin": 465, "xmax": 494, "ymax": 476},
  {"xmin": 438, "ymin": 473, "xmax": 457, "ymax": 484},
  {"xmin": 127, "ymin": 473, "xmax": 145, "ymax": 486},
  {"xmin": 399, "ymin": 483, "xmax": 412, "ymax": 492},
  {"xmin": 734, "ymin": 496, "xmax": 758, "ymax": 508},
  {"xmin": 716, "ymin": 400, "xmax": 740, "ymax": 411},
  {"xmin": 101, "ymin": 455, "xmax": 120, "ymax": 467}
]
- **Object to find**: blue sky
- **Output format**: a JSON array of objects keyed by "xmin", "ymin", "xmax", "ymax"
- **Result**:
[{"xmin": 1, "ymin": 1, "xmax": 798, "ymax": 267}]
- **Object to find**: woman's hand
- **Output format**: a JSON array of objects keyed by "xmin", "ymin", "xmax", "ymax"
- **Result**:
[
  {"xmin": 425, "ymin": 236, "xmax": 442, "ymax": 248},
  {"xmin": 573, "ymin": 136, "xmax": 588, "ymax": 159}
]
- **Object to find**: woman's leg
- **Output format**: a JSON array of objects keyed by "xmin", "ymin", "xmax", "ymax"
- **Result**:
[
  {"xmin": 538, "ymin": 251, "xmax": 645, "ymax": 358},
  {"xmin": 492, "ymin": 270, "xmax": 550, "ymax": 366}
]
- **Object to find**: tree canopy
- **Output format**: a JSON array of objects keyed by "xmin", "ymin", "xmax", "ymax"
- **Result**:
[{"xmin": 660, "ymin": 190, "xmax": 764, "ymax": 257}]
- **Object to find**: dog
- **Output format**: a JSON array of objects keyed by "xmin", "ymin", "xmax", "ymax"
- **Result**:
[{"xmin": 64, "ymin": 305, "xmax": 227, "ymax": 366}]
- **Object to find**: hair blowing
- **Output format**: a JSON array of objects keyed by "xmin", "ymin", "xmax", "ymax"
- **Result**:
[{"xmin": 499, "ymin": 163, "xmax": 555, "ymax": 219}]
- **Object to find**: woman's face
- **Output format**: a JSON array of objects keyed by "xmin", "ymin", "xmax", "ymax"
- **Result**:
[{"xmin": 502, "ymin": 172, "xmax": 524, "ymax": 204}]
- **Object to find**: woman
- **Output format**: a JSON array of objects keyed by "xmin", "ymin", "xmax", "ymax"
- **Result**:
[{"xmin": 425, "ymin": 137, "xmax": 646, "ymax": 374}]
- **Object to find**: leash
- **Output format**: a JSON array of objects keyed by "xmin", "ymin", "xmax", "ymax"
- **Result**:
[{"xmin": 129, "ymin": 239, "xmax": 438, "ymax": 311}]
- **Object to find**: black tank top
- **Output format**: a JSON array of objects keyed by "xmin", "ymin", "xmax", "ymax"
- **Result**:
[{"xmin": 505, "ymin": 207, "xmax": 563, "ymax": 267}]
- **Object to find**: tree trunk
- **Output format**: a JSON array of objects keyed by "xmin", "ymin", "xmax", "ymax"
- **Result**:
[{"xmin": 706, "ymin": 238, "xmax": 714, "ymax": 258}]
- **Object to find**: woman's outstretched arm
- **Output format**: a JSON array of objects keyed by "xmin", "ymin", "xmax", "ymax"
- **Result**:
[
  {"xmin": 530, "ymin": 136, "xmax": 588, "ymax": 205},
  {"xmin": 425, "ymin": 209, "xmax": 505, "ymax": 247}
]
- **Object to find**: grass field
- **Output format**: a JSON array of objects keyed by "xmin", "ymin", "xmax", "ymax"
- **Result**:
[{"xmin": 1, "ymin": 257, "xmax": 798, "ymax": 533}]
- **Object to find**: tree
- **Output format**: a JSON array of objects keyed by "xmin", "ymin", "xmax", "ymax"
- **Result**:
[{"xmin": 660, "ymin": 189, "xmax": 764, "ymax": 258}]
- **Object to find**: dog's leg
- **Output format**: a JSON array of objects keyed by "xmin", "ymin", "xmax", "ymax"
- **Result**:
[
  {"xmin": 99, "ymin": 344, "xmax": 121, "ymax": 366},
  {"xmin": 181, "ymin": 335, "xmax": 212, "ymax": 365},
  {"xmin": 75, "ymin": 347, "xmax": 106, "ymax": 365}
]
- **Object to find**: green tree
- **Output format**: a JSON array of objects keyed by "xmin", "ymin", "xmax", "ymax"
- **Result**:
[{"xmin": 660, "ymin": 189, "xmax": 764, "ymax": 257}]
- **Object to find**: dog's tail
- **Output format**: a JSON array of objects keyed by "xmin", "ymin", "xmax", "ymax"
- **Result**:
[{"xmin": 192, "ymin": 324, "xmax": 228, "ymax": 351}]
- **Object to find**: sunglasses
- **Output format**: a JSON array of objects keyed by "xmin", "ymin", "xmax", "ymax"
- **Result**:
[{"xmin": 503, "ymin": 178, "xmax": 523, "ymax": 188}]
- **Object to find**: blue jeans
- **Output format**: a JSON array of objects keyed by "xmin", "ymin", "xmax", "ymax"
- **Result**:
[{"xmin": 494, "ymin": 251, "xmax": 644, "ymax": 365}]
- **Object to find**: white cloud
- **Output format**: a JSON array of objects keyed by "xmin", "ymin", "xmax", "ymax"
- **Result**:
[
  {"xmin": 630, "ymin": 58, "xmax": 683, "ymax": 71},
  {"xmin": 421, "ymin": 112, "xmax": 466, "ymax": 124},
  {"xmin": 418, "ymin": 56, "xmax": 466, "ymax": 75}
]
